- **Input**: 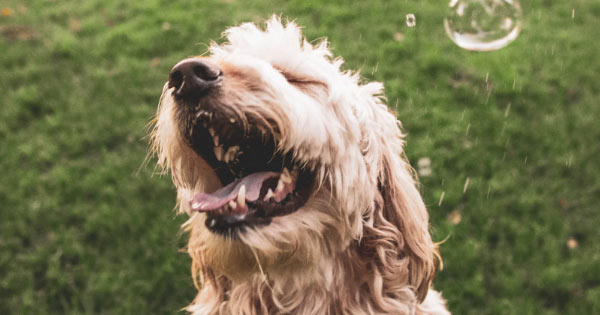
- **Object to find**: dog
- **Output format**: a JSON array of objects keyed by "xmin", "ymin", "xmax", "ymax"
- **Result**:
[{"xmin": 150, "ymin": 16, "xmax": 450, "ymax": 315}]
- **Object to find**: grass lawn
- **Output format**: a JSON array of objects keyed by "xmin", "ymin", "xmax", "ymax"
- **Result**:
[{"xmin": 1, "ymin": 0, "xmax": 599, "ymax": 314}]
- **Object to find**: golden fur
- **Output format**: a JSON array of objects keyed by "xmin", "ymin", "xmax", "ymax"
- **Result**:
[{"xmin": 150, "ymin": 17, "xmax": 450, "ymax": 315}]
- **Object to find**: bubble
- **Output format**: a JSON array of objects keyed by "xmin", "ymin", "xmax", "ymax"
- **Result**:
[
  {"xmin": 444, "ymin": 0, "xmax": 522, "ymax": 51},
  {"xmin": 406, "ymin": 14, "xmax": 416, "ymax": 27}
]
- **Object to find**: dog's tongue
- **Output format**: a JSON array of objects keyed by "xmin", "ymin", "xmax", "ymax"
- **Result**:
[{"xmin": 190, "ymin": 172, "xmax": 280, "ymax": 213}]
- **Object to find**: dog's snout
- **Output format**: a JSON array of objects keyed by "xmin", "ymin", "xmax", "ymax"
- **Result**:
[{"xmin": 168, "ymin": 58, "xmax": 221, "ymax": 100}]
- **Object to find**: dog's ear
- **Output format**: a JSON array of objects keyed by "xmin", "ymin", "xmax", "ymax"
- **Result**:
[
  {"xmin": 358, "ymin": 84, "xmax": 438, "ymax": 303},
  {"xmin": 377, "ymin": 141, "xmax": 437, "ymax": 302}
]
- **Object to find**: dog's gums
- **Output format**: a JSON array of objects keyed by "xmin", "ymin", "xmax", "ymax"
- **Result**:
[{"xmin": 179, "ymin": 107, "xmax": 312, "ymax": 236}]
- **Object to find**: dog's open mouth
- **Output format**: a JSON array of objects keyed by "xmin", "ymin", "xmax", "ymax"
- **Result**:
[{"xmin": 183, "ymin": 109, "xmax": 312, "ymax": 236}]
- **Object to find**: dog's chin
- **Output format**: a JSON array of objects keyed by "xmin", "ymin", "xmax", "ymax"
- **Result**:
[
  {"xmin": 176, "ymin": 97, "xmax": 314, "ymax": 239},
  {"xmin": 189, "ymin": 209, "xmax": 322, "ymax": 281}
]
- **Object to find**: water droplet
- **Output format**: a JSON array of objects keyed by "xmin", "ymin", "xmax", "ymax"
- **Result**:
[
  {"xmin": 566, "ymin": 154, "xmax": 574, "ymax": 167},
  {"xmin": 417, "ymin": 157, "xmax": 432, "ymax": 177},
  {"xmin": 504, "ymin": 102, "xmax": 511, "ymax": 117},
  {"xmin": 438, "ymin": 191, "xmax": 446, "ymax": 207},
  {"xmin": 406, "ymin": 13, "xmax": 416, "ymax": 27},
  {"xmin": 444, "ymin": 0, "xmax": 522, "ymax": 51}
]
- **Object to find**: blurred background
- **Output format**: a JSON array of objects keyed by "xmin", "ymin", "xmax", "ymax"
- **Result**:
[{"xmin": 1, "ymin": 0, "xmax": 598, "ymax": 314}]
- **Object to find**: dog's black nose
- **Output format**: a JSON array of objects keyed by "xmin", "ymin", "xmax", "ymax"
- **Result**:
[{"xmin": 168, "ymin": 58, "xmax": 221, "ymax": 100}]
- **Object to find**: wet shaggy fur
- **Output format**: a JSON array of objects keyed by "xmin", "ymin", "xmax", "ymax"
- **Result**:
[{"xmin": 151, "ymin": 17, "xmax": 450, "ymax": 315}]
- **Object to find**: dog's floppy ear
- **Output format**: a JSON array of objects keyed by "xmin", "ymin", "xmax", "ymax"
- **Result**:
[
  {"xmin": 358, "ymin": 84, "xmax": 437, "ymax": 303},
  {"xmin": 378, "ymin": 139, "xmax": 437, "ymax": 302}
]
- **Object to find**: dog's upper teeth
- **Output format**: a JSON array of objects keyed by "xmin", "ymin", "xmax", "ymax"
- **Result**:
[
  {"xmin": 229, "ymin": 118, "xmax": 236, "ymax": 123},
  {"xmin": 223, "ymin": 146, "xmax": 240, "ymax": 163},
  {"xmin": 264, "ymin": 188, "xmax": 274, "ymax": 201},
  {"xmin": 237, "ymin": 185, "xmax": 246, "ymax": 208},
  {"xmin": 274, "ymin": 178, "xmax": 285, "ymax": 194},
  {"xmin": 213, "ymin": 135, "xmax": 219, "ymax": 146},
  {"xmin": 280, "ymin": 167, "xmax": 292, "ymax": 184},
  {"xmin": 214, "ymin": 146, "xmax": 224, "ymax": 161},
  {"xmin": 209, "ymin": 128, "xmax": 216, "ymax": 137},
  {"xmin": 228, "ymin": 200, "xmax": 236, "ymax": 209}
]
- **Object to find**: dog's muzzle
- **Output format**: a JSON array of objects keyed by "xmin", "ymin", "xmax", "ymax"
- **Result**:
[
  {"xmin": 165, "ymin": 57, "xmax": 313, "ymax": 237},
  {"xmin": 168, "ymin": 58, "xmax": 222, "ymax": 101}
]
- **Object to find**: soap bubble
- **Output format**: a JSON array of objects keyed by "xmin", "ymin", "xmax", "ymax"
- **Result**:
[
  {"xmin": 444, "ymin": 0, "xmax": 522, "ymax": 51},
  {"xmin": 406, "ymin": 14, "xmax": 416, "ymax": 27}
]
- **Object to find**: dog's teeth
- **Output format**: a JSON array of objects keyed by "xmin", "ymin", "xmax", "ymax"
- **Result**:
[
  {"xmin": 209, "ymin": 128, "xmax": 216, "ymax": 137},
  {"xmin": 213, "ymin": 135, "xmax": 219, "ymax": 146},
  {"xmin": 280, "ymin": 168, "xmax": 292, "ymax": 184},
  {"xmin": 237, "ymin": 185, "xmax": 246, "ymax": 208},
  {"xmin": 206, "ymin": 218, "xmax": 216, "ymax": 228},
  {"xmin": 191, "ymin": 201, "xmax": 202, "ymax": 210},
  {"xmin": 264, "ymin": 188, "xmax": 274, "ymax": 201},
  {"xmin": 224, "ymin": 146, "xmax": 240, "ymax": 163},
  {"xmin": 223, "ymin": 147, "xmax": 231, "ymax": 163},
  {"xmin": 228, "ymin": 200, "xmax": 236, "ymax": 209},
  {"xmin": 214, "ymin": 146, "xmax": 224, "ymax": 161},
  {"xmin": 229, "ymin": 118, "xmax": 236, "ymax": 123},
  {"xmin": 275, "ymin": 178, "xmax": 285, "ymax": 194}
]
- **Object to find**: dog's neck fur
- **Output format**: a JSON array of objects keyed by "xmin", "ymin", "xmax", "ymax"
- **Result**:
[{"xmin": 189, "ymin": 246, "xmax": 421, "ymax": 315}]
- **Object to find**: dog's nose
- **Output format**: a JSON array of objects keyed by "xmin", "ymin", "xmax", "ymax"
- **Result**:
[{"xmin": 168, "ymin": 58, "xmax": 221, "ymax": 100}]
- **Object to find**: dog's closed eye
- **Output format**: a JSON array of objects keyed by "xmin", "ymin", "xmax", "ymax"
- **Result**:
[{"xmin": 275, "ymin": 67, "xmax": 326, "ymax": 88}]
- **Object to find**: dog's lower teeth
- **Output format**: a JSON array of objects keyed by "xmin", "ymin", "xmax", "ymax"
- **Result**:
[
  {"xmin": 214, "ymin": 146, "xmax": 224, "ymax": 161},
  {"xmin": 281, "ymin": 168, "xmax": 292, "ymax": 184},
  {"xmin": 223, "ymin": 146, "xmax": 240, "ymax": 163},
  {"xmin": 206, "ymin": 218, "xmax": 216, "ymax": 228},
  {"xmin": 264, "ymin": 188, "xmax": 274, "ymax": 201}
]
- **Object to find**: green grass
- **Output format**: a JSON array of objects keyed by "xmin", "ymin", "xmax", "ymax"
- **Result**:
[{"xmin": 1, "ymin": 0, "xmax": 599, "ymax": 314}]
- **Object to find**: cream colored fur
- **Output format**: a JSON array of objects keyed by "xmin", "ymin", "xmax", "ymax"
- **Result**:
[{"xmin": 151, "ymin": 16, "xmax": 450, "ymax": 315}]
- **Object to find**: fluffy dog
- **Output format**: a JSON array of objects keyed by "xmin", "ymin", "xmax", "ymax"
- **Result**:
[{"xmin": 151, "ymin": 17, "xmax": 450, "ymax": 315}]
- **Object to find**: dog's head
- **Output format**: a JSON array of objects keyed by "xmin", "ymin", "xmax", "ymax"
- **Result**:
[{"xmin": 151, "ymin": 17, "xmax": 437, "ymax": 304}]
